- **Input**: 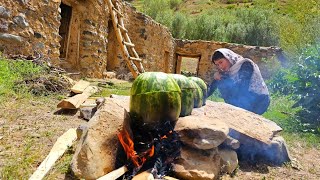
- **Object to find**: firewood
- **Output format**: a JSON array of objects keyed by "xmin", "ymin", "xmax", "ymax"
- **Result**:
[
  {"xmin": 57, "ymin": 86, "xmax": 98, "ymax": 109},
  {"xmin": 29, "ymin": 128, "xmax": 77, "ymax": 180},
  {"xmin": 163, "ymin": 176, "xmax": 179, "ymax": 180},
  {"xmin": 97, "ymin": 165, "xmax": 128, "ymax": 180},
  {"xmin": 71, "ymin": 80, "xmax": 90, "ymax": 94},
  {"xmin": 132, "ymin": 170, "xmax": 154, "ymax": 180}
]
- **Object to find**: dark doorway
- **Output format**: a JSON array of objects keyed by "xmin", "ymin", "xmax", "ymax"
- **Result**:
[{"xmin": 59, "ymin": 3, "xmax": 72, "ymax": 59}]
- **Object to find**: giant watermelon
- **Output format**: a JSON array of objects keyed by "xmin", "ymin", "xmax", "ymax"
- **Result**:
[
  {"xmin": 130, "ymin": 72, "xmax": 181, "ymax": 130},
  {"xmin": 189, "ymin": 81, "xmax": 204, "ymax": 108},
  {"xmin": 189, "ymin": 77, "xmax": 208, "ymax": 105},
  {"xmin": 169, "ymin": 74, "xmax": 195, "ymax": 117}
]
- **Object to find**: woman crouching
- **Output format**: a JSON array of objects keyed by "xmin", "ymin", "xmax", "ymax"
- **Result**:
[{"xmin": 207, "ymin": 48, "xmax": 270, "ymax": 115}]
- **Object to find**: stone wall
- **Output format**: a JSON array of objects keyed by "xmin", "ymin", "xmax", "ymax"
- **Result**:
[
  {"xmin": 0, "ymin": 0, "xmax": 61, "ymax": 60},
  {"xmin": 175, "ymin": 40, "xmax": 282, "ymax": 83},
  {"xmin": 0, "ymin": 0, "xmax": 282, "ymax": 80},
  {"xmin": 107, "ymin": 2, "xmax": 175, "ymax": 78},
  {"xmin": 0, "ymin": 0, "xmax": 109, "ymax": 78}
]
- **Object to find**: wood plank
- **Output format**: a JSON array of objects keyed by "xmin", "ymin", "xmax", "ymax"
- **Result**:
[
  {"xmin": 57, "ymin": 86, "xmax": 99, "ymax": 109},
  {"xmin": 29, "ymin": 128, "xmax": 77, "ymax": 180},
  {"xmin": 176, "ymin": 55, "xmax": 182, "ymax": 74},
  {"xmin": 97, "ymin": 166, "xmax": 128, "ymax": 180},
  {"xmin": 71, "ymin": 80, "xmax": 90, "ymax": 94},
  {"xmin": 132, "ymin": 170, "xmax": 154, "ymax": 180}
]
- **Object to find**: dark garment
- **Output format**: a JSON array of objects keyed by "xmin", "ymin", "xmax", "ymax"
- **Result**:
[{"xmin": 207, "ymin": 62, "xmax": 270, "ymax": 115}]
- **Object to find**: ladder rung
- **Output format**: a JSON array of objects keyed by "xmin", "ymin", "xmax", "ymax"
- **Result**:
[
  {"xmin": 117, "ymin": 24, "xmax": 127, "ymax": 32},
  {"xmin": 112, "ymin": 7, "xmax": 123, "ymax": 17},
  {"xmin": 129, "ymin": 57, "xmax": 142, "ymax": 62},
  {"xmin": 123, "ymin": 41, "xmax": 135, "ymax": 47}
]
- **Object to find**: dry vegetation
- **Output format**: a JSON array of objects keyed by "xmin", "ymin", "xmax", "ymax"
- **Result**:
[{"xmin": 1, "ymin": 79, "xmax": 319, "ymax": 179}]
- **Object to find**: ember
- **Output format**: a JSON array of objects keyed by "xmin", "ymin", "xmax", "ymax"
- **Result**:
[{"xmin": 117, "ymin": 120, "xmax": 181, "ymax": 179}]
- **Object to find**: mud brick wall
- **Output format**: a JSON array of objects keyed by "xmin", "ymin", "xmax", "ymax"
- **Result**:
[
  {"xmin": 0, "ymin": 0, "xmax": 282, "ymax": 79},
  {"xmin": 107, "ymin": 2, "xmax": 176, "ymax": 77},
  {"xmin": 175, "ymin": 40, "xmax": 282, "ymax": 84}
]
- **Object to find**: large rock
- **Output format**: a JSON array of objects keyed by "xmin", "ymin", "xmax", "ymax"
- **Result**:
[
  {"xmin": 194, "ymin": 100, "xmax": 290, "ymax": 165},
  {"xmin": 71, "ymin": 97, "xmax": 129, "ymax": 180},
  {"xmin": 173, "ymin": 146, "xmax": 221, "ymax": 180},
  {"xmin": 175, "ymin": 114, "xmax": 229, "ymax": 150}
]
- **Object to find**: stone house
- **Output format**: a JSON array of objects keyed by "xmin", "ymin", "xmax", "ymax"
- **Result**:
[{"xmin": 0, "ymin": 0, "xmax": 282, "ymax": 83}]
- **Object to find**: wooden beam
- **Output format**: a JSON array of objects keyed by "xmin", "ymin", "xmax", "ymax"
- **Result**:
[
  {"xmin": 176, "ymin": 55, "xmax": 182, "ymax": 74},
  {"xmin": 71, "ymin": 80, "xmax": 90, "ymax": 94},
  {"xmin": 29, "ymin": 128, "xmax": 77, "ymax": 180},
  {"xmin": 57, "ymin": 86, "xmax": 99, "ymax": 109},
  {"xmin": 97, "ymin": 165, "xmax": 128, "ymax": 180}
]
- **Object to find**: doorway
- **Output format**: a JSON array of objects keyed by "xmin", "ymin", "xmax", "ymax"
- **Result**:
[
  {"xmin": 176, "ymin": 54, "xmax": 201, "ymax": 76},
  {"xmin": 59, "ymin": 3, "xmax": 72, "ymax": 59}
]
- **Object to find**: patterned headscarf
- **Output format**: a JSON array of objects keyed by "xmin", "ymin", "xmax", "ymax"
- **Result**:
[{"xmin": 213, "ymin": 48, "xmax": 269, "ymax": 95}]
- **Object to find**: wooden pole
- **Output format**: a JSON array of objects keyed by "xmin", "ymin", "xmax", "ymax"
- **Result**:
[
  {"xmin": 29, "ymin": 128, "xmax": 77, "ymax": 180},
  {"xmin": 97, "ymin": 165, "xmax": 128, "ymax": 180}
]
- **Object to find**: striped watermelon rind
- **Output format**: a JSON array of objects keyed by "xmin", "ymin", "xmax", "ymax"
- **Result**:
[
  {"xmin": 130, "ymin": 72, "xmax": 182, "ymax": 129},
  {"xmin": 169, "ymin": 74, "xmax": 195, "ymax": 117},
  {"xmin": 190, "ymin": 80, "xmax": 204, "ymax": 108},
  {"xmin": 189, "ymin": 77, "xmax": 208, "ymax": 105}
]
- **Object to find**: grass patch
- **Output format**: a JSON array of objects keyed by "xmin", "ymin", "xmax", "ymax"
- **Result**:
[
  {"xmin": 0, "ymin": 58, "xmax": 45, "ymax": 101},
  {"xmin": 1, "ymin": 139, "xmax": 41, "ymax": 180},
  {"xmin": 94, "ymin": 80, "xmax": 132, "ymax": 97},
  {"xmin": 263, "ymin": 95, "xmax": 320, "ymax": 148}
]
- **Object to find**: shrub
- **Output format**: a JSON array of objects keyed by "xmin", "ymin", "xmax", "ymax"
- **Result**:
[{"xmin": 269, "ymin": 44, "xmax": 320, "ymax": 130}]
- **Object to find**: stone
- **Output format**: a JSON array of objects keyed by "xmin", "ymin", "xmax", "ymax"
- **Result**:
[
  {"xmin": 103, "ymin": 71, "xmax": 116, "ymax": 79},
  {"xmin": 173, "ymin": 146, "xmax": 221, "ymax": 180},
  {"xmin": 79, "ymin": 107, "xmax": 96, "ymax": 121},
  {"xmin": 18, "ymin": 0, "xmax": 29, "ymax": 6},
  {"xmin": 221, "ymin": 136, "xmax": 240, "ymax": 150},
  {"xmin": 71, "ymin": 97, "xmax": 129, "ymax": 180},
  {"xmin": 236, "ymin": 135, "xmax": 291, "ymax": 165},
  {"xmin": 218, "ymin": 148, "xmax": 238, "ymax": 173},
  {"xmin": 193, "ymin": 100, "xmax": 290, "ymax": 165},
  {"xmin": 13, "ymin": 13, "xmax": 29, "ymax": 28},
  {"xmin": 0, "ymin": 6, "xmax": 11, "ymax": 19},
  {"xmin": 33, "ymin": 42, "xmax": 45, "ymax": 50},
  {"xmin": 175, "ymin": 114, "xmax": 229, "ymax": 150},
  {"xmin": 0, "ymin": 19, "xmax": 8, "ymax": 32},
  {"xmin": 0, "ymin": 33, "xmax": 23, "ymax": 44}
]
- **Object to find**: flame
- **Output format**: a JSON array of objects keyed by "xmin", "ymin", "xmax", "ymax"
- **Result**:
[{"xmin": 118, "ymin": 129, "xmax": 154, "ymax": 167}]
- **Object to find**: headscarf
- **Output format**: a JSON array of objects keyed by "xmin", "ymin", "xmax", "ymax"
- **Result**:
[{"xmin": 213, "ymin": 48, "xmax": 269, "ymax": 95}]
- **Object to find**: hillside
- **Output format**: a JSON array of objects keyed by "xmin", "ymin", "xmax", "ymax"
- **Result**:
[{"xmin": 129, "ymin": 0, "xmax": 319, "ymax": 58}]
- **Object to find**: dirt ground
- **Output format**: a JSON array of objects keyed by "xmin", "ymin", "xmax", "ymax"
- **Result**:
[{"xmin": 0, "ymin": 91, "xmax": 320, "ymax": 179}]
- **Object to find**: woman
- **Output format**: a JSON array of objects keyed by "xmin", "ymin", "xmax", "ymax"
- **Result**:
[{"xmin": 207, "ymin": 48, "xmax": 270, "ymax": 115}]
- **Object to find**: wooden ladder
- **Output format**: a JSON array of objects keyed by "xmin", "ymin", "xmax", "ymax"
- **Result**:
[{"xmin": 106, "ymin": 0, "xmax": 145, "ymax": 78}]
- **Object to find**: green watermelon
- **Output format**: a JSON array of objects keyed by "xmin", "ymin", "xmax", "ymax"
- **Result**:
[
  {"xmin": 130, "ymin": 72, "xmax": 181, "ymax": 129},
  {"xmin": 169, "ymin": 74, "xmax": 195, "ymax": 117},
  {"xmin": 189, "ymin": 81, "xmax": 204, "ymax": 108},
  {"xmin": 189, "ymin": 77, "xmax": 208, "ymax": 105}
]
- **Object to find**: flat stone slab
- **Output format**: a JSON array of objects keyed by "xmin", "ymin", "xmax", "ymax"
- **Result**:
[{"xmin": 194, "ymin": 100, "xmax": 282, "ymax": 145}]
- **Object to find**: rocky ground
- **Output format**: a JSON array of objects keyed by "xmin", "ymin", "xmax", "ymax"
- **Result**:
[{"xmin": 0, "ymin": 82, "xmax": 319, "ymax": 179}]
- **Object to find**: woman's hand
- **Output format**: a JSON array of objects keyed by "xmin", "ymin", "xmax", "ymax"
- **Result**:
[{"xmin": 214, "ymin": 72, "xmax": 222, "ymax": 80}]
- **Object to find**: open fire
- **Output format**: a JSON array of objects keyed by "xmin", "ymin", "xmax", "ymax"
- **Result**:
[{"xmin": 117, "ymin": 114, "xmax": 181, "ymax": 179}]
